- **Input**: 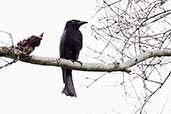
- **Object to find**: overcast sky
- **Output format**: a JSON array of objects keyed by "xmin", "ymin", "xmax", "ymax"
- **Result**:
[
  {"xmin": 0, "ymin": 0, "xmax": 171, "ymax": 114},
  {"xmin": 0, "ymin": 0, "xmax": 116, "ymax": 114}
]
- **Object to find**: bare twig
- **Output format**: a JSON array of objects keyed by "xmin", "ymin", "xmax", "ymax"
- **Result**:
[{"xmin": 0, "ymin": 30, "xmax": 14, "ymax": 47}]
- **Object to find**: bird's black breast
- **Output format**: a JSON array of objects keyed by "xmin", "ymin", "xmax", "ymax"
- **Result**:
[{"xmin": 60, "ymin": 29, "xmax": 83, "ymax": 61}]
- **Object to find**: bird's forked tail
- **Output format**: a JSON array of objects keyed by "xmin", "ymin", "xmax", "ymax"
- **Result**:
[{"xmin": 62, "ymin": 70, "xmax": 77, "ymax": 97}]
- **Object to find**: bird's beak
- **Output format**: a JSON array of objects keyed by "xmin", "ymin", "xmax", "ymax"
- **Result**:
[{"xmin": 78, "ymin": 21, "xmax": 88, "ymax": 26}]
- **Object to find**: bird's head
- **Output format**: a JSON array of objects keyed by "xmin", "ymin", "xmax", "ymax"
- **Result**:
[{"xmin": 65, "ymin": 19, "xmax": 88, "ymax": 30}]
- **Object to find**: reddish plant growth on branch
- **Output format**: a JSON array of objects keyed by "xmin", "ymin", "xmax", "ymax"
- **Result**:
[{"xmin": 16, "ymin": 33, "xmax": 43, "ymax": 54}]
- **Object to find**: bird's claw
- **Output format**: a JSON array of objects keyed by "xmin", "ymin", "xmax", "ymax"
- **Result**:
[
  {"xmin": 71, "ymin": 60, "xmax": 82, "ymax": 65},
  {"xmin": 75, "ymin": 60, "xmax": 83, "ymax": 65}
]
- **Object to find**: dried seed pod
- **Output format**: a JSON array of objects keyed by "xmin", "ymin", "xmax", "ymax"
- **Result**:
[{"xmin": 16, "ymin": 33, "xmax": 43, "ymax": 54}]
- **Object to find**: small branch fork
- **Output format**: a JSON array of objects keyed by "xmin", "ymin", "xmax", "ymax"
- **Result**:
[
  {"xmin": 0, "ymin": 30, "xmax": 14, "ymax": 46},
  {"xmin": 0, "ymin": 46, "xmax": 171, "ymax": 73}
]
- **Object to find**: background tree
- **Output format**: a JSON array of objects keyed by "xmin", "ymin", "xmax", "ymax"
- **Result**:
[{"xmin": 90, "ymin": 0, "xmax": 171, "ymax": 113}]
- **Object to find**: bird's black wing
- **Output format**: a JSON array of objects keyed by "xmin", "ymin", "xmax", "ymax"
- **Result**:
[
  {"xmin": 59, "ymin": 29, "xmax": 67, "ymax": 58},
  {"xmin": 60, "ymin": 29, "xmax": 82, "ymax": 60}
]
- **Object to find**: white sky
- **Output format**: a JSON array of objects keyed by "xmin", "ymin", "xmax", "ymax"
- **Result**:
[{"xmin": 0, "ymin": 0, "xmax": 171, "ymax": 114}]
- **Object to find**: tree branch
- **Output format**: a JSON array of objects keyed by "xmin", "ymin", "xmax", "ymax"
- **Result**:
[{"xmin": 0, "ymin": 46, "xmax": 171, "ymax": 73}]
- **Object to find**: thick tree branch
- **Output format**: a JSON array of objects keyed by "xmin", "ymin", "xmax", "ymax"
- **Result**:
[{"xmin": 0, "ymin": 46, "xmax": 171, "ymax": 72}]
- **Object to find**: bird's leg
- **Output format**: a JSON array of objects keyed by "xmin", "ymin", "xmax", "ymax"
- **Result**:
[{"xmin": 70, "ymin": 60, "xmax": 83, "ymax": 65}]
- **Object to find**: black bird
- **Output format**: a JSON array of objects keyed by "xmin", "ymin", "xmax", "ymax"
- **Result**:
[{"xmin": 59, "ymin": 19, "xmax": 87, "ymax": 97}]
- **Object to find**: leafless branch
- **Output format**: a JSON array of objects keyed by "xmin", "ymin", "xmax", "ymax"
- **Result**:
[
  {"xmin": 0, "ymin": 46, "xmax": 171, "ymax": 73},
  {"xmin": 0, "ymin": 30, "xmax": 14, "ymax": 47},
  {"xmin": 91, "ymin": 0, "xmax": 171, "ymax": 113}
]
